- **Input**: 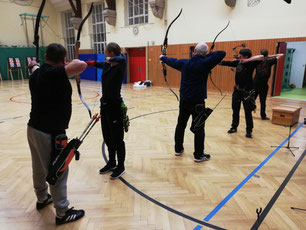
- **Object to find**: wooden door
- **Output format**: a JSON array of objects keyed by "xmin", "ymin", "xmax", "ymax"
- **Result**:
[{"xmin": 128, "ymin": 48, "xmax": 146, "ymax": 83}]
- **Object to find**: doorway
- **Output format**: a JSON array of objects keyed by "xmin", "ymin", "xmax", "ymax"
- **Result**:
[
  {"xmin": 128, "ymin": 47, "xmax": 146, "ymax": 83},
  {"xmin": 272, "ymin": 41, "xmax": 306, "ymax": 100}
]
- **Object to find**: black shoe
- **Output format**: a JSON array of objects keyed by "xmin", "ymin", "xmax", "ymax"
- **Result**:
[
  {"xmin": 36, "ymin": 194, "xmax": 52, "ymax": 210},
  {"xmin": 228, "ymin": 128, "xmax": 237, "ymax": 134},
  {"xmin": 175, "ymin": 148, "xmax": 184, "ymax": 156},
  {"xmin": 110, "ymin": 166, "xmax": 125, "ymax": 179},
  {"xmin": 194, "ymin": 154, "xmax": 210, "ymax": 162},
  {"xmin": 99, "ymin": 163, "xmax": 116, "ymax": 174},
  {"xmin": 261, "ymin": 117, "xmax": 270, "ymax": 120},
  {"xmin": 56, "ymin": 207, "xmax": 85, "ymax": 225},
  {"xmin": 246, "ymin": 133, "xmax": 252, "ymax": 138}
]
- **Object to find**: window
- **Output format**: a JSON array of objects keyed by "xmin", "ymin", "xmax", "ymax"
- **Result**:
[
  {"xmin": 92, "ymin": 3, "xmax": 107, "ymax": 54},
  {"xmin": 64, "ymin": 12, "xmax": 75, "ymax": 61},
  {"xmin": 128, "ymin": 0, "xmax": 148, "ymax": 25}
]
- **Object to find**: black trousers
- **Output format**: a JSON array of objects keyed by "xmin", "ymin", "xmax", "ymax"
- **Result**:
[
  {"xmin": 231, "ymin": 88, "xmax": 253, "ymax": 133},
  {"xmin": 175, "ymin": 100, "xmax": 205, "ymax": 158},
  {"xmin": 100, "ymin": 101, "xmax": 125, "ymax": 168},
  {"xmin": 254, "ymin": 83, "xmax": 268, "ymax": 118}
]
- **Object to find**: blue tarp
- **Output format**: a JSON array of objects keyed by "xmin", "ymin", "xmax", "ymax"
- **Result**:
[
  {"xmin": 96, "ymin": 54, "xmax": 105, "ymax": 82},
  {"xmin": 78, "ymin": 53, "xmax": 127, "ymax": 83},
  {"xmin": 79, "ymin": 54, "xmax": 97, "ymax": 81}
]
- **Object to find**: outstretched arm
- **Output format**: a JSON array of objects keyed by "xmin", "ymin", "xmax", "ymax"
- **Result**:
[
  {"xmin": 202, "ymin": 51, "xmax": 226, "ymax": 69},
  {"xmin": 107, "ymin": 55, "xmax": 125, "ymax": 64},
  {"xmin": 219, "ymin": 59, "xmax": 239, "ymax": 67},
  {"xmin": 160, "ymin": 55, "xmax": 185, "ymax": 71},
  {"xmin": 85, "ymin": 60, "xmax": 106, "ymax": 69},
  {"xmin": 268, "ymin": 53, "xmax": 284, "ymax": 60},
  {"xmin": 65, "ymin": 59, "xmax": 87, "ymax": 77},
  {"xmin": 86, "ymin": 55, "xmax": 125, "ymax": 69},
  {"xmin": 240, "ymin": 55, "xmax": 264, "ymax": 64}
]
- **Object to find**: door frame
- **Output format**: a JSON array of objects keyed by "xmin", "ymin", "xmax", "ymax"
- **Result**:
[{"xmin": 271, "ymin": 42, "xmax": 287, "ymax": 96}]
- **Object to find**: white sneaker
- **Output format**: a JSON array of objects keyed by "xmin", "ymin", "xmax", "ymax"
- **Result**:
[{"xmin": 175, "ymin": 149, "xmax": 184, "ymax": 156}]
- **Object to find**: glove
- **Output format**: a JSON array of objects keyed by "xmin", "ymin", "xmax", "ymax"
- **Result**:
[{"xmin": 85, "ymin": 60, "xmax": 95, "ymax": 67}]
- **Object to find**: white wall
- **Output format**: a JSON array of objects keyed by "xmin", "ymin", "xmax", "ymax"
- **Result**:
[
  {"xmin": 1, "ymin": 0, "xmax": 306, "ymax": 50},
  {"xmin": 0, "ymin": 0, "xmax": 63, "ymax": 46},
  {"xmin": 104, "ymin": 0, "xmax": 306, "ymax": 48},
  {"xmin": 287, "ymin": 41, "xmax": 306, "ymax": 88},
  {"xmin": 56, "ymin": 0, "xmax": 102, "ymax": 50}
]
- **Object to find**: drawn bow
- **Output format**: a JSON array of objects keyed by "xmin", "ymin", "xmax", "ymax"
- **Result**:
[
  {"xmin": 33, "ymin": 0, "xmax": 46, "ymax": 62},
  {"xmin": 230, "ymin": 43, "xmax": 246, "ymax": 72},
  {"xmin": 74, "ymin": 3, "xmax": 94, "ymax": 118},
  {"xmin": 232, "ymin": 43, "xmax": 246, "ymax": 59},
  {"xmin": 191, "ymin": 22, "xmax": 231, "ymax": 131},
  {"xmin": 209, "ymin": 20, "xmax": 230, "ymax": 96},
  {"xmin": 161, "ymin": 8, "xmax": 183, "ymax": 101}
]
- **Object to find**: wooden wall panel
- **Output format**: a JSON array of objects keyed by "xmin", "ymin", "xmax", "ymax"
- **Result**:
[
  {"xmin": 147, "ymin": 37, "xmax": 306, "ymax": 95},
  {"xmin": 79, "ymin": 49, "xmax": 93, "ymax": 54}
]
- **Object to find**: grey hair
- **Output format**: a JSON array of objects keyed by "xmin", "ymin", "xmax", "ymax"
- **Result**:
[{"xmin": 194, "ymin": 42, "xmax": 209, "ymax": 57}]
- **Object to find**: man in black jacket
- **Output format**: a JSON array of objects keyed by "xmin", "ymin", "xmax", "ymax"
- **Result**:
[
  {"xmin": 219, "ymin": 49, "xmax": 263, "ymax": 138},
  {"xmin": 253, "ymin": 49, "xmax": 284, "ymax": 120},
  {"xmin": 86, "ymin": 42, "xmax": 127, "ymax": 179},
  {"xmin": 27, "ymin": 43, "xmax": 87, "ymax": 225}
]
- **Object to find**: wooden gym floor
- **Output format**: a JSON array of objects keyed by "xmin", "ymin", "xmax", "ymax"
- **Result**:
[{"xmin": 0, "ymin": 80, "xmax": 305, "ymax": 230}]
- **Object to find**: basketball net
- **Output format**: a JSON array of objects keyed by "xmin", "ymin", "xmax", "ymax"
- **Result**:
[{"xmin": 247, "ymin": 0, "xmax": 261, "ymax": 7}]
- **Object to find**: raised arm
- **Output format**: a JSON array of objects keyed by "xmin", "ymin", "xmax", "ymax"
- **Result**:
[
  {"xmin": 108, "ymin": 55, "xmax": 125, "ymax": 64},
  {"xmin": 240, "ymin": 55, "xmax": 264, "ymax": 64},
  {"xmin": 202, "ymin": 51, "xmax": 226, "ymax": 69},
  {"xmin": 268, "ymin": 53, "xmax": 284, "ymax": 60},
  {"xmin": 85, "ymin": 60, "xmax": 106, "ymax": 69},
  {"xmin": 65, "ymin": 59, "xmax": 87, "ymax": 77},
  {"xmin": 160, "ymin": 55, "xmax": 185, "ymax": 71},
  {"xmin": 219, "ymin": 59, "xmax": 239, "ymax": 67}
]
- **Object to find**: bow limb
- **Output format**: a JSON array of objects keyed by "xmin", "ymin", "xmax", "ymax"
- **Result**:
[
  {"xmin": 209, "ymin": 20, "xmax": 230, "ymax": 96},
  {"xmin": 33, "ymin": 0, "xmax": 46, "ymax": 62},
  {"xmin": 210, "ymin": 21, "xmax": 230, "ymax": 53},
  {"xmin": 74, "ymin": 3, "xmax": 94, "ymax": 118},
  {"xmin": 161, "ymin": 8, "xmax": 182, "ymax": 102}
]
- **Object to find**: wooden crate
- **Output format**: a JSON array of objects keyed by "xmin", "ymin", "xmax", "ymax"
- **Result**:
[{"xmin": 272, "ymin": 105, "xmax": 302, "ymax": 126}]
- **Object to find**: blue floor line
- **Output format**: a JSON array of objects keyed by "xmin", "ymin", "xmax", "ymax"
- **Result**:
[{"xmin": 194, "ymin": 122, "xmax": 304, "ymax": 230}]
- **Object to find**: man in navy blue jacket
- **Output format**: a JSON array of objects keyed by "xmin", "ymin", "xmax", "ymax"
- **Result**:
[{"xmin": 160, "ymin": 43, "xmax": 226, "ymax": 162}]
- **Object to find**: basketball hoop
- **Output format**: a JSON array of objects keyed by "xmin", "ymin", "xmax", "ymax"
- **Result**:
[
  {"xmin": 70, "ymin": 17, "xmax": 82, "ymax": 30},
  {"xmin": 247, "ymin": 0, "xmax": 260, "ymax": 7}
]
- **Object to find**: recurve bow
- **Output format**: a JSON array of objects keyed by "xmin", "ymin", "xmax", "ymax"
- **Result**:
[
  {"xmin": 33, "ymin": 0, "xmax": 46, "ymax": 62},
  {"xmin": 74, "ymin": 3, "xmax": 94, "ymax": 118},
  {"xmin": 161, "ymin": 8, "xmax": 183, "ymax": 101}
]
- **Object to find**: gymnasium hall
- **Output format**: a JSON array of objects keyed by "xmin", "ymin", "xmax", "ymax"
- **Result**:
[{"xmin": 0, "ymin": 0, "xmax": 305, "ymax": 229}]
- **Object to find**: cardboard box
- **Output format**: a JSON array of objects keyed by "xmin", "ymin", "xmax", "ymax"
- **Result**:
[{"xmin": 272, "ymin": 105, "xmax": 302, "ymax": 126}]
